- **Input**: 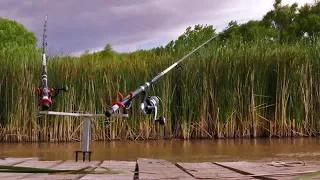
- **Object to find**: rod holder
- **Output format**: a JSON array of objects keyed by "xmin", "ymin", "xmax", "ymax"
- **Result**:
[{"xmin": 37, "ymin": 111, "xmax": 129, "ymax": 162}]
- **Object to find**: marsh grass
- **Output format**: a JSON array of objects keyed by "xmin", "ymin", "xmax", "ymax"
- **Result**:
[{"xmin": 0, "ymin": 38, "xmax": 320, "ymax": 142}]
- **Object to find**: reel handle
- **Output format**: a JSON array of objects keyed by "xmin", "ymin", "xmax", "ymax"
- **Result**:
[
  {"xmin": 52, "ymin": 85, "xmax": 68, "ymax": 98},
  {"xmin": 57, "ymin": 85, "xmax": 68, "ymax": 92},
  {"xmin": 155, "ymin": 115, "xmax": 166, "ymax": 125},
  {"xmin": 140, "ymin": 91, "xmax": 165, "ymax": 125}
]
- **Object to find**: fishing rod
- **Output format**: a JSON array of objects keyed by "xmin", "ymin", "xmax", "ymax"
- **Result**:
[
  {"xmin": 36, "ymin": 15, "xmax": 68, "ymax": 111},
  {"xmin": 104, "ymin": 29, "xmax": 223, "ymax": 125}
]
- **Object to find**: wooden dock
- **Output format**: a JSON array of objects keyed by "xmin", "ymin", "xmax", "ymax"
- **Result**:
[{"xmin": 0, "ymin": 157, "xmax": 319, "ymax": 179}]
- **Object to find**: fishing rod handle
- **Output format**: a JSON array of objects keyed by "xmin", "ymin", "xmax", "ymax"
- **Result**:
[
  {"xmin": 105, "ymin": 85, "xmax": 149, "ymax": 117},
  {"xmin": 105, "ymin": 105, "xmax": 119, "ymax": 117}
]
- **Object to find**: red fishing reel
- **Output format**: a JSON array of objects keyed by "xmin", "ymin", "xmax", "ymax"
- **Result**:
[
  {"xmin": 36, "ymin": 86, "xmax": 68, "ymax": 111},
  {"xmin": 36, "ymin": 87, "xmax": 53, "ymax": 111}
]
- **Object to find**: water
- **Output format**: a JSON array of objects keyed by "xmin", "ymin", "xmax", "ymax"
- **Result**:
[{"xmin": 1, "ymin": 138, "xmax": 320, "ymax": 162}]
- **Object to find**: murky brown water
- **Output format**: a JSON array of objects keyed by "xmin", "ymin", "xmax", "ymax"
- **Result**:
[{"xmin": 1, "ymin": 138, "xmax": 320, "ymax": 162}]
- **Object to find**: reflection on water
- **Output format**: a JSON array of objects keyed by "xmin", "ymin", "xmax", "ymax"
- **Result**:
[{"xmin": 1, "ymin": 138, "xmax": 320, "ymax": 162}]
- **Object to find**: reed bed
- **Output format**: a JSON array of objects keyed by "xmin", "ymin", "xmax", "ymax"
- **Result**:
[{"xmin": 0, "ymin": 38, "xmax": 320, "ymax": 142}]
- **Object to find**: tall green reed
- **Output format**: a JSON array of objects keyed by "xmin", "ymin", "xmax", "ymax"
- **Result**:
[{"xmin": 0, "ymin": 37, "xmax": 319, "ymax": 142}]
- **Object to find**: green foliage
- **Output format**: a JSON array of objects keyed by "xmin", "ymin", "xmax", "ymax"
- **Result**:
[
  {"xmin": 295, "ymin": 2, "xmax": 320, "ymax": 39},
  {"xmin": 0, "ymin": 17, "xmax": 37, "ymax": 50},
  {"xmin": 170, "ymin": 24, "xmax": 216, "ymax": 53},
  {"xmin": 215, "ymin": 0, "xmax": 320, "ymax": 44},
  {"xmin": 237, "ymin": 20, "xmax": 278, "ymax": 42},
  {"xmin": 262, "ymin": 0, "xmax": 299, "ymax": 43},
  {"xmin": 101, "ymin": 43, "xmax": 115, "ymax": 58}
]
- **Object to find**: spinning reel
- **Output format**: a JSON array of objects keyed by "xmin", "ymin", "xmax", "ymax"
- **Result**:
[
  {"xmin": 111, "ymin": 91, "xmax": 165, "ymax": 125},
  {"xmin": 140, "ymin": 91, "xmax": 165, "ymax": 125},
  {"xmin": 36, "ymin": 85, "xmax": 68, "ymax": 111}
]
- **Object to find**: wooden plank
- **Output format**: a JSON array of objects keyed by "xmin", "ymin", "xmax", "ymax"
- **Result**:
[
  {"xmin": 176, "ymin": 162, "xmax": 255, "ymax": 179},
  {"xmin": 0, "ymin": 157, "xmax": 39, "ymax": 166},
  {"xmin": 80, "ymin": 160, "xmax": 136, "ymax": 180},
  {"xmin": 0, "ymin": 172, "xmax": 31, "ymax": 180},
  {"xmin": 268, "ymin": 173, "xmax": 320, "ymax": 180},
  {"xmin": 97, "ymin": 160, "xmax": 136, "ymax": 172},
  {"xmin": 137, "ymin": 158, "xmax": 195, "ymax": 180},
  {"xmin": 4, "ymin": 157, "xmax": 39, "ymax": 162},
  {"xmin": 20, "ymin": 174, "xmax": 83, "ymax": 180},
  {"xmin": 80, "ymin": 174, "xmax": 134, "ymax": 180},
  {"xmin": 14, "ymin": 160, "xmax": 62, "ymax": 169},
  {"xmin": 49, "ymin": 160, "xmax": 100, "ymax": 170},
  {"xmin": 215, "ymin": 161, "xmax": 320, "ymax": 179}
]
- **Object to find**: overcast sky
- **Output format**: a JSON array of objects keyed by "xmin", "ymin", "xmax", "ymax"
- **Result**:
[{"xmin": 0, "ymin": 0, "xmax": 315, "ymax": 56}]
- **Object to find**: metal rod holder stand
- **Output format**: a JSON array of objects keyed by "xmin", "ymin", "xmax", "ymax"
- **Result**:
[
  {"xmin": 38, "ymin": 110, "xmax": 129, "ymax": 162},
  {"xmin": 75, "ymin": 150, "xmax": 92, "ymax": 162},
  {"xmin": 75, "ymin": 116, "xmax": 92, "ymax": 162}
]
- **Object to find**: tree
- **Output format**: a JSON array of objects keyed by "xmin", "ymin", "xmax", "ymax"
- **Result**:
[
  {"xmin": 218, "ymin": 20, "xmax": 241, "ymax": 42},
  {"xmin": 238, "ymin": 20, "xmax": 278, "ymax": 42},
  {"xmin": 0, "ymin": 17, "xmax": 37, "ymax": 49},
  {"xmin": 262, "ymin": 0, "xmax": 299, "ymax": 43},
  {"xmin": 294, "ymin": 2, "xmax": 320, "ymax": 39},
  {"xmin": 168, "ymin": 24, "xmax": 216, "ymax": 54},
  {"xmin": 101, "ymin": 43, "xmax": 117, "ymax": 58}
]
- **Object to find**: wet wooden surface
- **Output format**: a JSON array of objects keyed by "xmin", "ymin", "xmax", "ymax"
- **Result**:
[
  {"xmin": 0, "ymin": 157, "xmax": 39, "ymax": 166},
  {"xmin": 137, "ymin": 158, "xmax": 195, "ymax": 180},
  {"xmin": 13, "ymin": 160, "xmax": 62, "ymax": 169},
  {"xmin": 214, "ymin": 161, "xmax": 320, "ymax": 180},
  {"xmin": 49, "ymin": 160, "xmax": 100, "ymax": 170},
  {"xmin": 82, "ymin": 160, "xmax": 137, "ymax": 180},
  {"xmin": 0, "ymin": 157, "xmax": 319, "ymax": 179},
  {"xmin": 176, "ymin": 162, "xmax": 256, "ymax": 179}
]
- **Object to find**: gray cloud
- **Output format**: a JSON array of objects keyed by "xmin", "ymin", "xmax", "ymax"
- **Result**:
[{"xmin": 1, "ymin": 0, "xmax": 310, "ymax": 55}]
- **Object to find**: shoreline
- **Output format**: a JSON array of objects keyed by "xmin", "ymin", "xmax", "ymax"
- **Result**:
[{"xmin": 0, "ymin": 135, "xmax": 319, "ymax": 143}]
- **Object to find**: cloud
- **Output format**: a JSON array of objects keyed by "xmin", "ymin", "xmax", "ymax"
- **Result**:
[{"xmin": 0, "ymin": 0, "xmax": 315, "ymax": 55}]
